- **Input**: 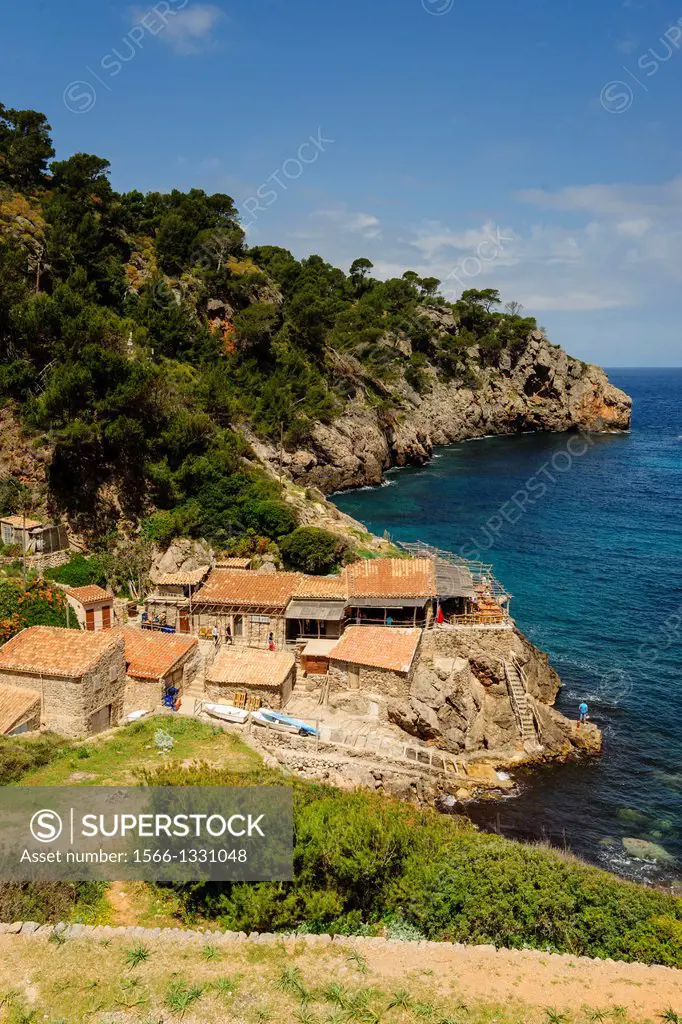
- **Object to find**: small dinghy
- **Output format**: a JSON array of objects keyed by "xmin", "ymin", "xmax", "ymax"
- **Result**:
[
  {"xmin": 126, "ymin": 709, "xmax": 150, "ymax": 722},
  {"xmin": 250, "ymin": 709, "xmax": 318, "ymax": 736},
  {"xmin": 203, "ymin": 703, "xmax": 250, "ymax": 725}
]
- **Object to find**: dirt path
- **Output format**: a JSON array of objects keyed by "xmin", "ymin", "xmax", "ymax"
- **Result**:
[
  {"xmin": 0, "ymin": 932, "xmax": 679, "ymax": 1020},
  {"xmin": 103, "ymin": 880, "xmax": 138, "ymax": 926},
  {"xmin": 361, "ymin": 940, "xmax": 682, "ymax": 1018}
]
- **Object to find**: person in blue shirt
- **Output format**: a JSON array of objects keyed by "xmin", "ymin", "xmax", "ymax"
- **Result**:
[{"xmin": 578, "ymin": 701, "xmax": 588, "ymax": 725}]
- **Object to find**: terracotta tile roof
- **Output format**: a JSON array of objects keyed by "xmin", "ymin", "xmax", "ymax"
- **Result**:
[
  {"xmin": 118, "ymin": 627, "xmax": 198, "ymax": 681},
  {"xmin": 65, "ymin": 585, "xmax": 113, "ymax": 605},
  {"xmin": 1, "ymin": 515, "xmax": 43, "ymax": 530},
  {"xmin": 150, "ymin": 567, "xmax": 210, "ymax": 587},
  {"xmin": 0, "ymin": 683, "xmax": 41, "ymax": 735},
  {"xmin": 195, "ymin": 570, "xmax": 302, "ymax": 609},
  {"xmin": 0, "ymin": 627, "xmax": 121, "ymax": 679},
  {"xmin": 345, "ymin": 558, "xmax": 436, "ymax": 599},
  {"xmin": 330, "ymin": 626, "xmax": 422, "ymax": 673},
  {"xmin": 293, "ymin": 575, "xmax": 348, "ymax": 599},
  {"xmin": 206, "ymin": 646, "xmax": 295, "ymax": 689},
  {"xmin": 215, "ymin": 557, "xmax": 252, "ymax": 569}
]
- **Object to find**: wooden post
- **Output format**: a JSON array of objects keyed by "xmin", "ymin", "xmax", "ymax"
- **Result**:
[{"xmin": 21, "ymin": 508, "xmax": 27, "ymax": 592}]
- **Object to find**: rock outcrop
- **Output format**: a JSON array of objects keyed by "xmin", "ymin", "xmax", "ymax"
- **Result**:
[
  {"xmin": 389, "ymin": 627, "xmax": 601, "ymax": 765},
  {"xmin": 260, "ymin": 335, "xmax": 632, "ymax": 493}
]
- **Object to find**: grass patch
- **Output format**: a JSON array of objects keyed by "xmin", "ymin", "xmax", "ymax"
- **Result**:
[
  {"xmin": 13, "ymin": 715, "xmax": 261, "ymax": 787},
  {"xmin": 0, "ymin": 936, "xmax": 672, "ymax": 1024}
]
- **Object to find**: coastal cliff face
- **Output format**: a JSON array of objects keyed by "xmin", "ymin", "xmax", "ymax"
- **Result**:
[
  {"xmin": 389, "ymin": 626, "xmax": 600, "ymax": 767},
  {"xmin": 270, "ymin": 333, "xmax": 632, "ymax": 494}
]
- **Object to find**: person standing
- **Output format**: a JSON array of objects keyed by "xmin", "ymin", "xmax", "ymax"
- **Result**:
[
  {"xmin": 268, "ymin": 631, "xmax": 275, "ymax": 652},
  {"xmin": 578, "ymin": 700, "xmax": 588, "ymax": 726},
  {"xmin": 225, "ymin": 623, "xmax": 233, "ymax": 645},
  {"xmin": 212, "ymin": 624, "xmax": 220, "ymax": 648}
]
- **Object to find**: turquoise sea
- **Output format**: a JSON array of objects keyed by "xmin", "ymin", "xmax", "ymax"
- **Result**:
[{"xmin": 333, "ymin": 368, "xmax": 682, "ymax": 887}]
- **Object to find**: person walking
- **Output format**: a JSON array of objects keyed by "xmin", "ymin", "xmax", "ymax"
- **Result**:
[
  {"xmin": 225, "ymin": 623, "xmax": 233, "ymax": 645},
  {"xmin": 211, "ymin": 624, "xmax": 220, "ymax": 648},
  {"xmin": 268, "ymin": 631, "xmax": 275, "ymax": 652},
  {"xmin": 578, "ymin": 700, "xmax": 588, "ymax": 726}
]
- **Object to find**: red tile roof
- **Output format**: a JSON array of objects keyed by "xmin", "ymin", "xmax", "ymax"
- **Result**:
[
  {"xmin": 292, "ymin": 575, "xmax": 348, "ymax": 599},
  {"xmin": 0, "ymin": 515, "xmax": 43, "ymax": 530},
  {"xmin": 330, "ymin": 626, "xmax": 422, "ymax": 673},
  {"xmin": 0, "ymin": 627, "xmax": 121, "ymax": 678},
  {"xmin": 65, "ymin": 585, "xmax": 113, "ymax": 605},
  {"xmin": 150, "ymin": 567, "xmax": 210, "ymax": 587},
  {"xmin": 206, "ymin": 647, "xmax": 295, "ymax": 689},
  {"xmin": 215, "ymin": 557, "xmax": 252, "ymax": 569},
  {"xmin": 195, "ymin": 570, "xmax": 302, "ymax": 609},
  {"xmin": 118, "ymin": 627, "xmax": 198, "ymax": 681},
  {"xmin": 0, "ymin": 683, "xmax": 41, "ymax": 735},
  {"xmin": 345, "ymin": 558, "xmax": 436, "ymax": 599}
]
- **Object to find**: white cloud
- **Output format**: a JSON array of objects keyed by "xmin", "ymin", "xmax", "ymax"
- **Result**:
[
  {"xmin": 286, "ymin": 178, "xmax": 682, "ymax": 315},
  {"xmin": 515, "ymin": 178, "xmax": 682, "ymax": 217},
  {"xmin": 133, "ymin": 3, "xmax": 224, "ymax": 55},
  {"xmin": 315, "ymin": 209, "xmax": 382, "ymax": 240}
]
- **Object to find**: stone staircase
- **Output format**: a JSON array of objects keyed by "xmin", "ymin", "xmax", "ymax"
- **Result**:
[
  {"xmin": 180, "ymin": 639, "xmax": 217, "ymax": 714},
  {"xmin": 504, "ymin": 657, "xmax": 538, "ymax": 747}
]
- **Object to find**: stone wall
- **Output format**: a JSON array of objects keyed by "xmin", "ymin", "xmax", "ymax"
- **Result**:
[
  {"xmin": 123, "ymin": 676, "xmax": 162, "ymax": 716},
  {"xmin": 191, "ymin": 608, "xmax": 287, "ymax": 648},
  {"xmin": 0, "ymin": 640, "xmax": 127, "ymax": 738},
  {"xmin": 205, "ymin": 667, "xmax": 294, "ymax": 710},
  {"xmin": 328, "ymin": 661, "xmax": 412, "ymax": 701}
]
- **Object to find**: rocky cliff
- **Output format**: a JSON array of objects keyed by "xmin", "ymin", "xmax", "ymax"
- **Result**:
[
  {"xmin": 392, "ymin": 626, "xmax": 600, "ymax": 766},
  {"xmin": 265, "ymin": 332, "xmax": 632, "ymax": 494}
]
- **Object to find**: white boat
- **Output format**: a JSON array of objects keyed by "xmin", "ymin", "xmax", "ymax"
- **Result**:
[
  {"xmin": 126, "ymin": 709, "xmax": 150, "ymax": 722},
  {"xmin": 250, "ymin": 709, "xmax": 318, "ymax": 736},
  {"xmin": 202, "ymin": 702, "xmax": 249, "ymax": 725}
]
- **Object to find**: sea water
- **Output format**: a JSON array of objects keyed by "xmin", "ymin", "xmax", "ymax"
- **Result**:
[{"xmin": 333, "ymin": 368, "xmax": 682, "ymax": 886}]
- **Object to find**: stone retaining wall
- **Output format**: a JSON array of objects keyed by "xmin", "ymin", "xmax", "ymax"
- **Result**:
[{"xmin": 1, "ymin": 921, "xmax": 679, "ymax": 977}]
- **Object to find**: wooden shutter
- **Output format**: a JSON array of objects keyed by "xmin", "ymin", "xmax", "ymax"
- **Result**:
[
  {"xmin": 85, "ymin": 608, "xmax": 95, "ymax": 631},
  {"xmin": 101, "ymin": 605, "xmax": 111, "ymax": 630}
]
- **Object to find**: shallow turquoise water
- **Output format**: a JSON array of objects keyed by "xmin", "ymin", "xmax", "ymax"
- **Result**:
[{"xmin": 333, "ymin": 368, "xmax": 682, "ymax": 885}]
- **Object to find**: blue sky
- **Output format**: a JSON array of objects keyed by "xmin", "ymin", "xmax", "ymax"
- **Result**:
[{"xmin": 3, "ymin": 0, "xmax": 682, "ymax": 366}]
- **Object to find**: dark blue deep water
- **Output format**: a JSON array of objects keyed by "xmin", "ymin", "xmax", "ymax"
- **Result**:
[{"xmin": 333, "ymin": 369, "xmax": 682, "ymax": 887}]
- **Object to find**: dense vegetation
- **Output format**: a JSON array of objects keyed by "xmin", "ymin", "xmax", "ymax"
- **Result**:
[
  {"xmin": 1, "ymin": 101, "xmax": 540, "ymax": 557},
  {"xmin": 0, "ymin": 578, "xmax": 69, "ymax": 642},
  {"xmin": 141, "ymin": 759, "xmax": 682, "ymax": 967},
  {"xmin": 4, "ymin": 717, "xmax": 681, "ymax": 965}
]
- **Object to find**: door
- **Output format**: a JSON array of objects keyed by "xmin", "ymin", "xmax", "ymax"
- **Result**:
[
  {"xmin": 179, "ymin": 609, "xmax": 190, "ymax": 633},
  {"xmin": 101, "ymin": 605, "xmax": 111, "ymax": 630},
  {"xmin": 89, "ymin": 705, "xmax": 111, "ymax": 734},
  {"xmin": 85, "ymin": 608, "xmax": 95, "ymax": 631}
]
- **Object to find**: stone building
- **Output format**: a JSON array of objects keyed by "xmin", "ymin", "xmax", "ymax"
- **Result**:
[
  {"xmin": 285, "ymin": 575, "xmax": 348, "ymax": 643},
  {"xmin": 0, "ymin": 515, "xmax": 68, "ymax": 555},
  {"xmin": 0, "ymin": 626, "xmax": 126, "ymax": 737},
  {"xmin": 188, "ymin": 570, "xmax": 301, "ymax": 647},
  {"xmin": 215, "ymin": 557, "xmax": 252, "ymax": 570},
  {"xmin": 328, "ymin": 625, "xmax": 422, "ymax": 702},
  {"xmin": 345, "ymin": 558, "xmax": 436, "ymax": 627},
  {"xmin": 0, "ymin": 683, "xmax": 41, "ymax": 735},
  {"xmin": 145, "ymin": 567, "xmax": 210, "ymax": 631},
  {"xmin": 205, "ymin": 646, "xmax": 296, "ymax": 710},
  {"xmin": 65, "ymin": 585, "xmax": 115, "ymax": 631},
  {"xmin": 118, "ymin": 627, "xmax": 199, "ymax": 715}
]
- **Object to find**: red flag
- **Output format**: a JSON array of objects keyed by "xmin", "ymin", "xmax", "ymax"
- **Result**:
[{"xmin": 436, "ymin": 604, "xmax": 444, "ymax": 624}]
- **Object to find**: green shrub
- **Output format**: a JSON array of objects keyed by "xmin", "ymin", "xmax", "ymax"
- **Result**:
[
  {"xmin": 0, "ymin": 731, "xmax": 67, "ymax": 784},
  {"xmin": 45, "ymin": 553, "xmax": 107, "ymax": 588},
  {"xmin": 279, "ymin": 527, "xmax": 348, "ymax": 574},
  {"xmin": 142, "ymin": 763, "xmax": 682, "ymax": 966}
]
